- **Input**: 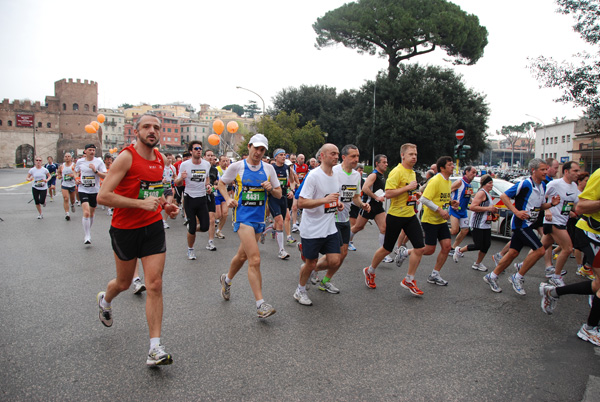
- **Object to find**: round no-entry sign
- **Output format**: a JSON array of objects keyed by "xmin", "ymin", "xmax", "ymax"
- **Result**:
[{"xmin": 456, "ymin": 129, "xmax": 465, "ymax": 140}]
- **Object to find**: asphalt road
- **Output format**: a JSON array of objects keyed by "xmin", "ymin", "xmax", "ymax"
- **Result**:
[{"xmin": 1, "ymin": 168, "xmax": 599, "ymax": 401}]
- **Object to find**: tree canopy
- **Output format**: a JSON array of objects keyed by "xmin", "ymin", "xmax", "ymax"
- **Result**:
[
  {"xmin": 313, "ymin": 0, "xmax": 488, "ymax": 80},
  {"xmin": 530, "ymin": 0, "xmax": 600, "ymax": 118},
  {"xmin": 222, "ymin": 104, "xmax": 245, "ymax": 117}
]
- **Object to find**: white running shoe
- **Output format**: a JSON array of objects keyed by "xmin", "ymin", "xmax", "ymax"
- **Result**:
[
  {"xmin": 293, "ymin": 288, "xmax": 312, "ymax": 306},
  {"xmin": 452, "ymin": 247, "xmax": 463, "ymax": 263}
]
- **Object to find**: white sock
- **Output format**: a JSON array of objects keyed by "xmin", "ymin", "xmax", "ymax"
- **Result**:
[
  {"xmin": 150, "ymin": 337, "xmax": 160, "ymax": 350},
  {"xmin": 406, "ymin": 275, "xmax": 415, "ymax": 281},
  {"xmin": 276, "ymin": 230, "xmax": 284, "ymax": 251},
  {"xmin": 132, "ymin": 276, "xmax": 140, "ymax": 284},
  {"xmin": 225, "ymin": 275, "xmax": 232, "ymax": 284},
  {"xmin": 379, "ymin": 233, "xmax": 385, "ymax": 247},
  {"xmin": 82, "ymin": 217, "xmax": 91, "ymax": 238},
  {"xmin": 256, "ymin": 299, "xmax": 264, "ymax": 309},
  {"xmin": 350, "ymin": 232, "xmax": 355, "ymax": 241},
  {"xmin": 297, "ymin": 284, "xmax": 306, "ymax": 292},
  {"xmin": 100, "ymin": 296, "xmax": 111, "ymax": 309},
  {"xmin": 490, "ymin": 272, "xmax": 498, "ymax": 280},
  {"xmin": 515, "ymin": 273, "xmax": 524, "ymax": 280},
  {"xmin": 368, "ymin": 266, "xmax": 375, "ymax": 274}
]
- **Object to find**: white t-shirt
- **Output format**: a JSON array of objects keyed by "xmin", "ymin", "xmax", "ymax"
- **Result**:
[
  {"xmin": 178, "ymin": 158, "xmax": 211, "ymax": 198},
  {"xmin": 333, "ymin": 164, "xmax": 361, "ymax": 223},
  {"xmin": 28, "ymin": 167, "xmax": 49, "ymax": 190},
  {"xmin": 61, "ymin": 162, "xmax": 76, "ymax": 188},
  {"xmin": 543, "ymin": 178, "xmax": 579, "ymax": 226},
  {"xmin": 299, "ymin": 166, "xmax": 339, "ymax": 239},
  {"xmin": 220, "ymin": 160, "xmax": 280, "ymax": 189},
  {"xmin": 75, "ymin": 157, "xmax": 107, "ymax": 194},
  {"xmin": 163, "ymin": 164, "xmax": 176, "ymax": 184}
]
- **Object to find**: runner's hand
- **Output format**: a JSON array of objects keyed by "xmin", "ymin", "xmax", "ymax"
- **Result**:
[{"xmin": 139, "ymin": 196, "xmax": 160, "ymax": 211}]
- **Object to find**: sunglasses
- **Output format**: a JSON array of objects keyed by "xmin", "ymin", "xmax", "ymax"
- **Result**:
[
  {"xmin": 35, "ymin": 159, "xmax": 42, "ymax": 161},
  {"xmin": 193, "ymin": 147, "xmax": 202, "ymax": 151}
]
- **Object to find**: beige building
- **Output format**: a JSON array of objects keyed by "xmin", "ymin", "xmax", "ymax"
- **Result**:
[
  {"xmin": 99, "ymin": 108, "xmax": 126, "ymax": 152},
  {"xmin": 122, "ymin": 104, "xmax": 153, "ymax": 119}
]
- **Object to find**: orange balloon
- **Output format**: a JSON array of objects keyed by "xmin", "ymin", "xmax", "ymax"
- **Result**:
[
  {"xmin": 91, "ymin": 121, "xmax": 100, "ymax": 130},
  {"xmin": 85, "ymin": 124, "xmax": 97, "ymax": 134},
  {"xmin": 97, "ymin": 114, "xmax": 106, "ymax": 123},
  {"xmin": 227, "ymin": 121, "xmax": 239, "ymax": 134},
  {"xmin": 212, "ymin": 119, "xmax": 224, "ymax": 135},
  {"xmin": 208, "ymin": 134, "xmax": 220, "ymax": 146}
]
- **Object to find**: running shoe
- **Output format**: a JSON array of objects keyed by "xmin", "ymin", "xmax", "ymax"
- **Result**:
[
  {"xmin": 319, "ymin": 280, "xmax": 340, "ymax": 294},
  {"xmin": 471, "ymin": 262, "xmax": 488, "ymax": 272},
  {"xmin": 133, "ymin": 278, "xmax": 146, "ymax": 295},
  {"xmin": 577, "ymin": 265, "xmax": 596, "ymax": 280},
  {"xmin": 215, "ymin": 230, "xmax": 225, "ymax": 239},
  {"xmin": 348, "ymin": 242, "xmax": 357, "ymax": 251},
  {"xmin": 514, "ymin": 262, "xmax": 523, "ymax": 272},
  {"xmin": 549, "ymin": 276, "xmax": 565, "ymax": 287},
  {"xmin": 545, "ymin": 266, "xmax": 567, "ymax": 277},
  {"xmin": 96, "ymin": 291, "xmax": 113, "ymax": 327},
  {"xmin": 448, "ymin": 249, "xmax": 455, "ymax": 256},
  {"xmin": 427, "ymin": 273, "xmax": 448, "ymax": 286},
  {"xmin": 163, "ymin": 220, "xmax": 170, "ymax": 229},
  {"xmin": 539, "ymin": 282, "xmax": 557, "ymax": 315},
  {"xmin": 187, "ymin": 249, "xmax": 196, "ymax": 260},
  {"xmin": 76, "ymin": 201, "xmax": 81, "ymax": 206},
  {"xmin": 71, "ymin": 204, "xmax": 76, "ymax": 212},
  {"xmin": 395, "ymin": 246, "xmax": 409, "ymax": 268},
  {"xmin": 363, "ymin": 267, "xmax": 376, "ymax": 289},
  {"xmin": 298, "ymin": 242, "xmax": 306, "ymax": 262},
  {"xmin": 37, "ymin": 215, "xmax": 43, "ymax": 220},
  {"xmin": 400, "ymin": 278, "xmax": 423, "ymax": 296},
  {"xmin": 509, "ymin": 274, "xmax": 526, "ymax": 295},
  {"xmin": 107, "ymin": 208, "xmax": 113, "ymax": 216},
  {"xmin": 483, "ymin": 274, "xmax": 502, "ymax": 293},
  {"xmin": 286, "ymin": 236, "xmax": 297, "ymax": 245},
  {"xmin": 292, "ymin": 224, "xmax": 300, "ymax": 233},
  {"xmin": 453, "ymin": 247, "xmax": 463, "ymax": 263},
  {"xmin": 84, "ymin": 237, "xmax": 91, "ymax": 245},
  {"xmin": 146, "ymin": 344, "xmax": 173, "ymax": 366},
  {"xmin": 309, "ymin": 270, "xmax": 319, "ymax": 285},
  {"xmin": 257, "ymin": 302, "xmax": 276, "ymax": 318},
  {"xmin": 278, "ymin": 250, "xmax": 290, "ymax": 260},
  {"xmin": 293, "ymin": 288, "xmax": 312, "ymax": 306},
  {"xmin": 206, "ymin": 241, "xmax": 217, "ymax": 251},
  {"xmin": 183, "ymin": 218, "xmax": 189, "ymax": 226},
  {"xmin": 219, "ymin": 274, "xmax": 230, "ymax": 301},
  {"xmin": 577, "ymin": 324, "xmax": 600, "ymax": 346},
  {"xmin": 65, "ymin": 213, "xmax": 70, "ymax": 221},
  {"xmin": 492, "ymin": 252, "xmax": 502, "ymax": 267},
  {"xmin": 382, "ymin": 255, "xmax": 394, "ymax": 263},
  {"xmin": 260, "ymin": 231, "xmax": 266, "ymax": 244}
]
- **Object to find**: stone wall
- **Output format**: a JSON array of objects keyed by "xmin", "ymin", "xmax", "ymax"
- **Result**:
[{"xmin": 0, "ymin": 131, "xmax": 60, "ymax": 168}]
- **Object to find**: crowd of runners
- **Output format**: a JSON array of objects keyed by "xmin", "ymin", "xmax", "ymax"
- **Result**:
[{"xmin": 24, "ymin": 113, "xmax": 600, "ymax": 366}]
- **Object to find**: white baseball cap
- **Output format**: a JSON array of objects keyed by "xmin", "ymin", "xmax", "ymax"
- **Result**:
[{"xmin": 249, "ymin": 133, "xmax": 269, "ymax": 150}]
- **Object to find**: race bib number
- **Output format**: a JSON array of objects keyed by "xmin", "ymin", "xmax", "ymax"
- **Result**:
[
  {"xmin": 486, "ymin": 212, "xmax": 499, "ymax": 222},
  {"xmin": 529, "ymin": 207, "xmax": 541, "ymax": 222},
  {"xmin": 442, "ymin": 202, "xmax": 450, "ymax": 212},
  {"xmin": 324, "ymin": 199, "xmax": 338, "ymax": 214},
  {"xmin": 340, "ymin": 185, "xmax": 357, "ymax": 203},
  {"xmin": 278, "ymin": 177, "xmax": 288, "ymax": 188},
  {"xmin": 63, "ymin": 174, "xmax": 74, "ymax": 182},
  {"xmin": 464, "ymin": 187, "xmax": 473, "ymax": 198},
  {"xmin": 34, "ymin": 179, "xmax": 45, "ymax": 188},
  {"xmin": 298, "ymin": 172, "xmax": 306, "ymax": 180},
  {"xmin": 407, "ymin": 189, "xmax": 418, "ymax": 207},
  {"xmin": 138, "ymin": 180, "xmax": 165, "ymax": 199},
  {"xmin": 190, "ymin": 169, "xmax": 206, "ymax": 182},
  {"xmin": 241, "ymin": 186, "xmax": 265, "ymax": 206},
  {"xmin": 561, "ymin": 201, "xmax": 574, "ymax": 216},
  {"xmin": 82, "ymin": 175, "xmax": 95, "ymax": 187}
]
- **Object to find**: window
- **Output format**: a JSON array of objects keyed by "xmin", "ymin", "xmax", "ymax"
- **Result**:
[
  {"xmin": 0, "ymin": 120, "xmax": 2, "ymax": 126},
  {"xmin": 167, "ymin": 128, "xmax": 171, "ymax": 133},
  {"xmin": 567, "ymin": 135, "xmax": 571, "ymax": 142},
  {"xmin": 175, "ymin": 129, "xmax": 178, "ymax": 133},
  {"xmin": 194, "ymin": 127, "xmax": 197, "ymax": 132},
  {"xmin": 168, "ymin": 137, "xmax": 171, "ymax": 141},
  {"xmin": 38, "ymin": 122, "xmax": 42, "ymax": 128},
  {"xmin": 555, "ymin": 137, "xmax": 558, "ymax": 144},
  {"xmin": 73, "ymin": 103, "xmax": 79, "ymax": 111},
  {"xmin": 84, "ymin": 104, "xmax": 89, "ymax": 111},
  {"xmin": 8, "ymin": 120, "xmax": 12, "ymax": 126},
  {"xmin": 163, "ymin": 137, "xmax": 166, "ymax": 142},
  {"xmin": 47, "ymin": 122, "xmax": 51, "ymax": 128},
  {"xmin": 562, "ymin": 136, "xmax": 565, "ymax": 143},
  {"xmin": 202, "ymin": 128, "xmax": 205, "ymax": 133},
  {"xmin": 62, "ymin": 103, "xmax": 66, "ymax": 111},
  {"xmin": 93, "ymin": 106, "xmax": 96, "ymax": 112},
  {"xmin": 554, "ymin": 153, "xmax": 557, "ymax": 159}
]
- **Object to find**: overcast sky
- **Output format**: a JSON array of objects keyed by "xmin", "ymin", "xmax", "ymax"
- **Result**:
[{"xmin": 0, "ymin": 0, "xmax": 593, "ymax": 138}]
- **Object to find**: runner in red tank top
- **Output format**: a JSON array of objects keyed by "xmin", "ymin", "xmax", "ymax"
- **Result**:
[
  {"xmin": 96, "ymin": 113, "xmax": 179, "ymax": 367},
  {"xmin": 291, "ymin": 153, "xmax": 309, "ymax": 232}
]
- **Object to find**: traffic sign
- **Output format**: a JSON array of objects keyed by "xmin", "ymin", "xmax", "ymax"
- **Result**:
[{"xmin": 455, "ymin": 129, "xmax": 465, "ymax": 140}]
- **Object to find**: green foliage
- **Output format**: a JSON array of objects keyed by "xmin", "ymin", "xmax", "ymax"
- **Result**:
[
  {"xmin": 236, "ymin": 112, "xmax": 326, "ymax": 158},
  {"xmin": 245, "ymin": 100, "xmax": 261, "ymax": 118},
  {"xmin": 222, "ymin": 104, "xmax": 245, "ymax": 117},
  {"xmin": 313, "ymin": 0, "xmax": 488, "ymax": 80},
  {"xmin": 530, "ymin": 0, "xmax": 600, "ymax": 118},
  {"xmin": 497, "ymin": 122, "xmax": 537, "ymax": 167},
  {"xmin": 118, "ymin": 103, "xmax": 133, "ymax": 109}
]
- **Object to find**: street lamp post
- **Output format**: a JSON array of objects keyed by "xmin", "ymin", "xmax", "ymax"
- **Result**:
[
  {"xmin": 236, "ymin": 86, "xmax": 265, "ymax": 116},
  {"xmin": 525, "ymin": 113, "xmax": 546, "ymax": 159}
]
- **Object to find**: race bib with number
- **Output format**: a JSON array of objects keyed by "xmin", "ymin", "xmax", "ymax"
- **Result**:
[
  {"xmin": 34, "ymin": 180, "xmax": 45, "ymax": 188},
  {"xmin": 464, "ymin": 187, "xmax": 473, "ymax": 198},
  {"xmin": 278, "ymin": 177, "xmax": 288, "ymax": 188},
  {"xmin": 138, "ymin": 180, "xmax": 165, "ymax": 199},
  {"xmin": 486, "ymin": 212, "xmax": 499, "ymax": 222},
  {"xmin": 63, "ymin": 174, "xmax": 74, "ymax": 182},
  {"xmin": 561, "ymin": 201, "xmax": 574, "ymax": 216},
  {"xmin": 324, "ymin": 200, "xmax": 338, "ymax": 214},
  {"xmin": 82, "ymin": 176, "xmax": 95, "ymax": 187},
  {"xmin": 241, "ymin": 186, "xmax": 265, "ymax": 206},
  {"xmin": 190, "ymin": 169, "xmax": 206, "ymax": 182},
  {"xmin": 529, "ymin": 207, "xmax": 541, "ymax": 222},
  {"xmin": 340, "ymin": 185, "xmax": 357, "ymax": 203},
  {"xmin": 407, "ymin": 189, "xmax": 418, "ymax": 206}
]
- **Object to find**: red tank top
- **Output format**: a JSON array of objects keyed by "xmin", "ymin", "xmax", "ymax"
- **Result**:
[
  {"xmin": 295, "ymin": 163, "xmax": 309, "ymax": 184},
  {"xmin": 111, "ymin": 144, "xmax": 165, "ymax": 229}
]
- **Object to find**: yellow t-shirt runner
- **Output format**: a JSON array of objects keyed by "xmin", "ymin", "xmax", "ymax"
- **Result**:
[
  {"xmin": 386, "ymin": 163, "xmax": 417, "ymax": 218},
  {"xmin": 576, "ymin": 168, "xmax": 600, "ymax": 236},
  {"xmin": 422, "ymin": 173, "xmax": 452, "ymax": 225}
]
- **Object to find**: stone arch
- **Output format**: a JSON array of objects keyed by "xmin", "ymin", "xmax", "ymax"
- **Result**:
[{"xmin": 16, "ymin": 144, "xmax": 34, "ymax": 167}]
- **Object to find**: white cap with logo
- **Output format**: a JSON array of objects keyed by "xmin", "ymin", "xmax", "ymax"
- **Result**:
[{"xmin": 249, "ymin": 133, "xmax": 269, "ymax": 150}]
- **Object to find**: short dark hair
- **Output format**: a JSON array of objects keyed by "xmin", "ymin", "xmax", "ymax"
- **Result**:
[
  {"xmin": 545, "ymin": 157, "xmax": 556, "ymax": 166},
  {"xmin": 436, "ymin": 156, "xmax": 453, "ymax": 172},
  {"xmin": 341, "ymin": 144, "xmax": 358, "ymax": 156},
  {"xmin": 374, "ymin": 154, "xmax": 387, "ymax": 165},
  {"xmin": 463, "ymin": 166, "xmax": 474, "ymax": 175},
  {"xmin": 182, "ymin": 152, "xmax": 191, "ymax": 158},
  {"xmin": 188, "ymin": 140, "xmax": 202, "ymax": 152},
  {"xmin": 562, "ymin": 160, "xmax": 576, "ymax": 173}
]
